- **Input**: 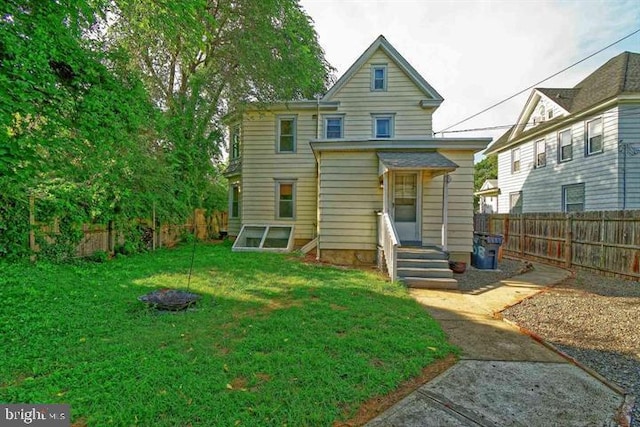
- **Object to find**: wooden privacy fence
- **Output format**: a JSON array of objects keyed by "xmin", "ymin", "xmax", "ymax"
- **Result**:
[
  {"xmin": 474, "ymin": 211, "xmax": 640, "ymax": 280},
  {"xmin": 31, "ymin": 207, "xmax": 228, "ymax": 258}
]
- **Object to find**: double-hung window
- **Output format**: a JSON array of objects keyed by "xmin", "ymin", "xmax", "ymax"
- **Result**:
[
  {"xmin": 535, "ymin": 139, "xmax": 546, "ymax": 168},
  {"xmin": 277, "ymin": 116, "xmax": 296, "ymax": 153},
  {"xmin": 276, "ymin": 180, "xmax": 296, "ymax": 219},
  {"xmin": 371, "ymin": 65, "xmax": 387, "ymax": 91},
  {"xmin": 558, "ymin": 129, "xmax": 572, "ymax": 162},
  {"xmin": 509, "ymin": 191, "xmax": 523, "ymax": 214},
  {"xmin": 563, "ymin": 183, "xmax": 585, "ymax": 212},
  {"xmin": 230, "ymin": 126, "xmax": 240, "ymax": 159},
  {"xmin": 230, "ymin": 184, "xmax": 240, "ymax": 218},
  {"xmin": 324, "ymin": 116, "xmax": 343, "ymax": 139},
  {"xmin": 511, "ymin": 147, "xmax": 521, "ymax": 173},
  {"xmin": 586, "ymin": 117, "xmax": 603, "ymax": 155},
  {"xmin": 372, "ymin": 114, "xmax": 394, "ymax": 138}
]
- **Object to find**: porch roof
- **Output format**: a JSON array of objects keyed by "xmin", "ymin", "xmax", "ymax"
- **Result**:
[{"xmin": 377, "ymin": 152, "xmax": 458, "ymax": 173}]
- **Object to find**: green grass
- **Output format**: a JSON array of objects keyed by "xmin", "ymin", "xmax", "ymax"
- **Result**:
[{"xmin": 0, "ymin": 242, "xmax": 455, "ymax": 426}]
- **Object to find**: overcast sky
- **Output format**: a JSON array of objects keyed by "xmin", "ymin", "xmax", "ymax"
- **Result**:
[{"xmin": 299, "ymin": 0, "xmax": 640, "ymax": 155}]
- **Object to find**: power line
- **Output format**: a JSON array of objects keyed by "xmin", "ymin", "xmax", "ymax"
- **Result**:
[
  {"xmin": 440, "ymin": 106, "xmax": 640, "ymax": 134},
  {"xmin": 436, "ymin": 27, "xmax": 640, "ymax": 134}
]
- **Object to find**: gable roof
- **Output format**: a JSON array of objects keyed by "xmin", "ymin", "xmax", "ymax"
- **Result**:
[
  {"xmin": 483, "ymin": 179, "xmax": 498, "ymax": 189},
  {"xmin": 535, "ymin": 88, "xmax": 579, "ymax": 112},
  {"xmin": 485, "ymin": 51, "xmax": 640, "ymax": 155},
  {"xmin": 322, "ymin": 35, "xmax": 444, "ymax": 103}
]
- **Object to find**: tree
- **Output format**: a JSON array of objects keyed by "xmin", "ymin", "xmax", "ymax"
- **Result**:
[
  {"xmin": 1, "ymin": 1, "xmax": 180, "ymax": 258},
  {"xmin": 107, "ymin": 0, "xmax": 334, "ymax": 208},
  {"xmin": 473, "ymin": 155, "xmax": 498, "ymax": 211}
]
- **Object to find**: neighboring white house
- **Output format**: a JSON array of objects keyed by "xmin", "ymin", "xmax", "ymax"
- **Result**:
[
  {"xmin": 484, "ymin": 51, "xmax": 640, "ymax": 213},
  {"xmin": 224, "ymin": 35, "xmax": 490, "ymax": 287},
  {"xmin": 475, "ymin": 179, "xmax": 499, "ymax": 213}
]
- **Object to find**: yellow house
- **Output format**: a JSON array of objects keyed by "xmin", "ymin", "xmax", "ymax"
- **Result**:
[{"xmin": 225, "ymin": 35, "xmax": 490, "ymax": 288}]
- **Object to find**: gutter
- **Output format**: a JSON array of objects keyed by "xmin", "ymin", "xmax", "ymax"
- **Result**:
[{"xmin": 310, "ymin": 138, "xmax": 491, "ymax": 153}]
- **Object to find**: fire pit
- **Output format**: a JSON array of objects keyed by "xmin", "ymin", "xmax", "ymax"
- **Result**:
[{"xmin": 138, "ymin": 289, "xmax": 201, "ymax": 311}]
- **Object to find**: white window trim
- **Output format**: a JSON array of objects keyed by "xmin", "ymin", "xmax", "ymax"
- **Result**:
[
  {"xmin": 535, "ymin": 139, "xmax": 546, "ymax": 168},
  {"xmin": 562, "ymin": 183, "xmax": 585, "ymax": 212},
  {"xmin": 276, "ymin": 115, "xmax": 297, "ymax": 153},
  {"xmin": 371, "ymin": 113, "xmax": 395, "ymax": 138},
  {"xmin": 275, "ymin": 179, "xmax": 297, "ymax": 220},
  {"xmin": 323, "ymin": 115, "xmax": 344, "ymax": 139},
  {"xmin": 371, "ymin": 64, "xmax": 388, "ymax": 91},
  {"xmin": 558, "ymin": 128, "xmax": 573, "ymax": 163},
  {"xmin": 511, "ymin": 147, "xmax": 521, "ymax": 173},
  {"xmin": 229, "ymin": 183, "xmax": 240, "ymax": 219},
  {"xmin": 586, "ymin": 117, "xmax": 604, "ymax": 156}
]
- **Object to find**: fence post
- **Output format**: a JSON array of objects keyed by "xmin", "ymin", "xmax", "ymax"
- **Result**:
[
  {"xmin": 519, "ymin": 215, "xmax": 525, "ymax": 257},
  {"xmin": 152, "ymin": 203, "xmax": 156, "ymax": 251},
  {"xmin": 503, "ymin": 216, "xmax": 509, "ymax": 244},
  {"xmin": 107, "ymin": 220, "xmax": 114, "ymax": 254},
  {"xmin": 600, "ymin": 211, "xmax": 606, "ymax": 270},
  {"xmin": 565, "ymin": 214, "xmax": 572, "ymax": 268},
  {"xmin": 29, "ymin": 193, "xmax": 36, "ymax": 260}
]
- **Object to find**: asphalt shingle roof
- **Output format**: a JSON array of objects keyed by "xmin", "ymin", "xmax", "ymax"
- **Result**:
[
  {"xmin": 485, "ymin": 51, "xmax": 640, "ymax": 155},
  {"xmin": 377, "ymin": 152, "xmax": 458, "ymax": 170}
]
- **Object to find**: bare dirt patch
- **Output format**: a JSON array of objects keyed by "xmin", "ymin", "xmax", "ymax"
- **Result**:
[{"xmin": 334, "ymin": 354, "xmax": 457, "ymax": 427}]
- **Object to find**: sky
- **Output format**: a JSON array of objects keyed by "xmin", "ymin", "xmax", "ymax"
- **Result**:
[{"xmin": 299, "ymin": 0, "xmax": 640, "ymax": 158}]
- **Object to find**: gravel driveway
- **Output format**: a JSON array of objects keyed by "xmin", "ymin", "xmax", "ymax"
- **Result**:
[{"xmin": 500, "ymin": 269, "xmax": 640, "ymax": 427}]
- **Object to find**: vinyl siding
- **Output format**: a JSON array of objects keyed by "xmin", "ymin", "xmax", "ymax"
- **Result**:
[
  {"xmin": 325, "ymin": 50, "xmax": 434, "ymax": 137},
  {"xmin": 497, "ymin": 105, "xmax": 622, "ymax": 213},
  {"xmin": 318, "ymin": 151, "xmax": 382, "ymax": 250},
  {"xmin": 239, "ymin": 110, "xmax": 318, "ymax": 241},
  {"xmin": 619, "ymin": 104, "xmax": 640, "ymax": 209},
  {"xmin": 497, "ymin": 142, "xmax": 535, "ymax": 213},
  {"xmin": 439, "ymin": 151, "xmax": 475, "ymax": 253}
]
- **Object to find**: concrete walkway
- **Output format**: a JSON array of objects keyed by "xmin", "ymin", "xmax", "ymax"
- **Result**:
[{"xmin": 367, "ymin": 262, "xmax": 628, "ymax": 426}]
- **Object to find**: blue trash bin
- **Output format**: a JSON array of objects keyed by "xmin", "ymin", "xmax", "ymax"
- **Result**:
[{"xmin": 472, "ymin": 232, "xmax": 503, "ymax": 269}]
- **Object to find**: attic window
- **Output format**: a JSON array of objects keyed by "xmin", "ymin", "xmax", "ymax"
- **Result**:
[
  {"xmin": 547, "ymin": 109, "xmax": 554, "ymax": 120},
  {"xmin": 232, "ymin": 225, "xmax": 295, "ymax": 252},
  {"xmin": 371, "ymin": 65, "xmax": 387, "ymax": 91}
]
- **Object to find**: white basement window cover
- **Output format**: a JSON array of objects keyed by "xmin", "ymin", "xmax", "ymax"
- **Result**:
[{"xmin": 232, "ymin": 225, "xmax": 295, "ymax": 252}]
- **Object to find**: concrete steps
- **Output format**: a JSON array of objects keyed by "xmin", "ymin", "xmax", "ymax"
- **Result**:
[
  {"xmin": 402, "ymin": 277, "xmax": 459, "ymax": 289},
  {"xmin": 396, "ymin": 246, "xmax": 457, "ymax": 289}
]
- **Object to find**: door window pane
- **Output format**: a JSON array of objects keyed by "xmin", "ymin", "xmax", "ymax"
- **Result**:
[{"xmin": 395, "ymin": 174, "xmax": 417, "ymax": 222}]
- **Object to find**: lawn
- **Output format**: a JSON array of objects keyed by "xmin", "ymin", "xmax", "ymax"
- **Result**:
[{"xmin": 0, "ymin": 242, "xmax": 455, "ymax": 426}]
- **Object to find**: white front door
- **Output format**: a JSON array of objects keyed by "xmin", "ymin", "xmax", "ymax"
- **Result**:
[{"xmin": 393, "ymin": 172, "xmax": 420, "ymax": 243}]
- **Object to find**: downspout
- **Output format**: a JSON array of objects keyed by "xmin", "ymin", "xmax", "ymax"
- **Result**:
[
  {"xmin": 316, "ymin": 94, "xmax": 320, "ymax": 139},
  {"xmin": 315, "ymin": 95, "xmax": 321, "ymax": 260},
  {"xmin": 441, "ymin": 173, "xmax": 450, "ymax": 251},
  {"xmin": 316, "ymin": 150, "xmax": 321, "ymax": 261},
  {"xmin": 621, "ymin": 140, "xmax": 627, "ymax": 210}
]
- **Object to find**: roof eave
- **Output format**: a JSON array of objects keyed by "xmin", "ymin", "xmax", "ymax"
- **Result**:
[
  {"xmin": 485, "ymin": 96, "xmax": 629, "ymax": 154},
  {"xmin": 310, "ymin": 138, "xmax": 491, "ymax": 153}
]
